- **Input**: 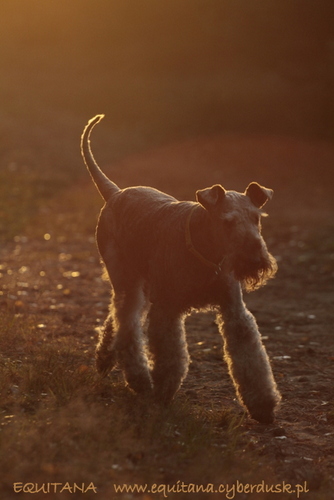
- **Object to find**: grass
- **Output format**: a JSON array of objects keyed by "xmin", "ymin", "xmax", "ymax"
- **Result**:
[
  {"xmin": 2, "ymin": 300, "xmax": 329, "ymax": 499},
  {"xmin": 0, "ymin": 308, "xmax": 281, "ymax": 500}
]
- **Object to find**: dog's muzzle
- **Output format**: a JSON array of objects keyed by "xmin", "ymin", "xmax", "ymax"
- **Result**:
[{"xmin": 232, "ymin": 251, "xmax": 277, "ymax": 291}]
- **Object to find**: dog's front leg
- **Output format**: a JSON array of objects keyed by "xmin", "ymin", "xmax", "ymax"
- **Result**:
[
  {"xmin": 217, "ymin": 277, "xmax": 281, "ymax": 423},
  {"xmin": 111, "ymin": 285, "xmax": 153, "ymax": 395}
]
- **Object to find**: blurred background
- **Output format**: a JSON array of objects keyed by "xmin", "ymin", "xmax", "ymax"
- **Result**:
[{"xmin": 0, "ymin": 0, "xmax": 333, "ymax": 238}]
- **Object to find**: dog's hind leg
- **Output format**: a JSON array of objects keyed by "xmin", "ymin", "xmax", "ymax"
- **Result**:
[
  {"xmin": 96, "ymin": 222, "xmax": 152, "ymax": 393},
  {"xmin": 96, "ymin": 298, "xmax": 117, "ymax": 376},
  {"xmin": 147, "ymin": 303, "xmax": 190, "ymax": 404}
]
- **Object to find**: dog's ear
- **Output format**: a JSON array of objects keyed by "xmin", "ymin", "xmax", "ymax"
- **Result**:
[
  {"xmin": 245, "ymin": 182, "xmax": 273, "ymax": 208},
  {"xmin": 196, "ymin": 184, "xmax": 226, "ymax": 211}
]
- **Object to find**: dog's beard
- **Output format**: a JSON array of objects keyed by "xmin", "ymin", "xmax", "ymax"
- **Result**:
[{"xmin": 232, "ymin": 252, "xmax": 277, "ymax": 292}]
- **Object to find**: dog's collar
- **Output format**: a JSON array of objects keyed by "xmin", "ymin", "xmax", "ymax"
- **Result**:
[{"xmin": 185, "ymin": 205, "xmax": 225, "ymax": 275}]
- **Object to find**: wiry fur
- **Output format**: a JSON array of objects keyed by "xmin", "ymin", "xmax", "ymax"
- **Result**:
[{"xmin": 80, "ymin": 115, "xmax": 281, "ymax": 424}]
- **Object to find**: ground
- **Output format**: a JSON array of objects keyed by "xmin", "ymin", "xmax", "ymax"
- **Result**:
[{"xmin": 0, "ymin": 133, "xmax": 333, "ymax": 499}]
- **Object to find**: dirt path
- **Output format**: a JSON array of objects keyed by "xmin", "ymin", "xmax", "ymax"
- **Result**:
[{"xmin": 1, "ymin": 133, "xmax": 333, "ymax": 495}]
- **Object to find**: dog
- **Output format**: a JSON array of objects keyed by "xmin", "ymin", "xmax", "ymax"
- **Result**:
[{"xmin": 81, "ymin": 115, "xmax": 280, "ymax": 423}]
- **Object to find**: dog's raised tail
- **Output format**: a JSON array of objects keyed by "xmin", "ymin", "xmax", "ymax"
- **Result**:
[{"xmin": 81, "ymin": 114, "xmax": 119, "ymax": 201}]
